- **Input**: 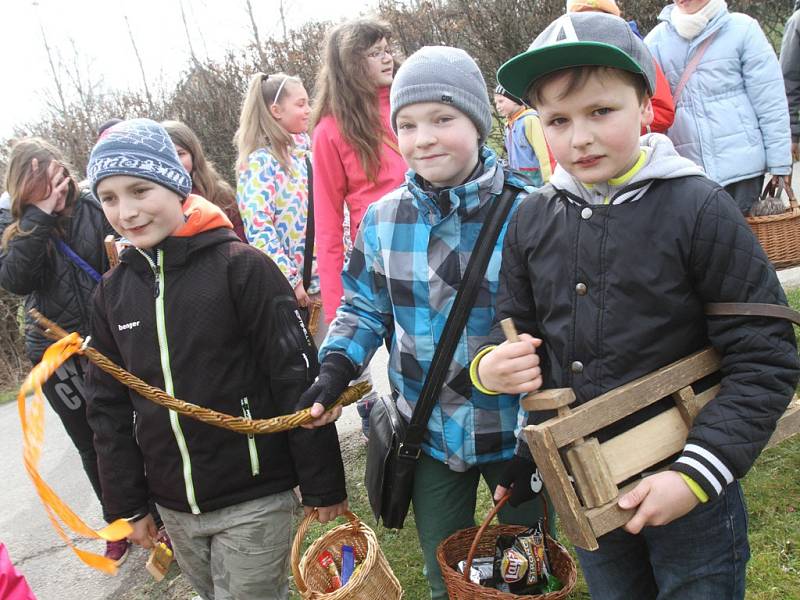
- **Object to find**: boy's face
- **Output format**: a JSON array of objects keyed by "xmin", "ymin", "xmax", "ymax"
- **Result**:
[
  {"xmin": 396, "ymin": 102, "xmax": 480, "ymax": 189},
  {"xmin": 96, "ymin": 175, "xmax": 185, "ymax": 249},
  {"xmin": 535, "ymin": 70, "xmax": 653, "ymax": 184},
  {"xmin": 494, "ymin": 94, "xmax": 522, "ymax": 118}
]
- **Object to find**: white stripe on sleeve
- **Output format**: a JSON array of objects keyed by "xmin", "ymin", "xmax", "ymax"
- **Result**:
[
  {"xmin": 674, "ymin": 456, "xmax": 723, "ymax": 495},
  {"xmin": 684, "ymin": 443, "xmax": 734, "ymax": 484}
]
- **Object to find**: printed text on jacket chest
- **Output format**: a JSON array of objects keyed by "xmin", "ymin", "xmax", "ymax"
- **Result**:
[{"xmin": 118, "ymin": 320, "xmax": 141, "ymax": 331}]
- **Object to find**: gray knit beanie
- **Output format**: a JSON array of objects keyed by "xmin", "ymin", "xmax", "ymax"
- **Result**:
[
  {"xmin": 390, "ymin": 46, "xmax": 492, "ymax": 145},
  {"xmin": 87, "ymin": 118, "xmax": 192, "ymax": 201}
]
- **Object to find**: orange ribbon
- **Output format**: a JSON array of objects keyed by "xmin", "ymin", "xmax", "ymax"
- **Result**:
[{"xmin": 18, "ymin": 334, "xmax": 132, "ymax": 574}]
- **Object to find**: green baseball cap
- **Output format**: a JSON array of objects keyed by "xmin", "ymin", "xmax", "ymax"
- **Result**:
[{"xmin": 497, "ymin": 12, "xmax": 656, "ymax": 102}]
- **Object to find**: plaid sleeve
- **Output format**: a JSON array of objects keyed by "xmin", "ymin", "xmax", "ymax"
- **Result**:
[{"xmin": 319, "ymin": 204, "xmax": 393, "ymax": 371}]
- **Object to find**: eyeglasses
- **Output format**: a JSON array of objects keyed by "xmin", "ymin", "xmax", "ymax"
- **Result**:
[{"xmin": 366, "ymin": 46, "xmax": 393, "ymax": 60}]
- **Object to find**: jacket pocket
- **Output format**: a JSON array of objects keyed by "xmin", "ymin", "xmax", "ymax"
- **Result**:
[{"xmin": 268, "ymin": 295, "xmax": 315, "ymax": 382}]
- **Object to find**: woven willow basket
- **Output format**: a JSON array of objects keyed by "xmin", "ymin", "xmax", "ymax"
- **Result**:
[
  {"xmin": 291, "ymin": 510, "xmax": 402, "ymax": 600},
  {"xmin": 437, "ymin": 495, "xmax": 576, "ymax": 600},
  {"xmin": 747, "ymin": 179, "xmax": 800, "ymax": 268}
]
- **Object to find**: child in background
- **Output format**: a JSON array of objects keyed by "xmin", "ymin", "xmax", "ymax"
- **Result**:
[
  {"xmin": 310, "ymin": 17, "xmax": 406, "ymax": 323},
  {"xmin": 162, "ymin": 120, "xmax": 247, "ymax": 243},
  {"xmin": 85, "ymin": 119, "xmax": 347, "ymax": 600},
  {"xmin": 493, "ymin": 84, "xmax": 555, "ymax": 185},
  {"xmin": 567, "ymin": 0, "xmax": 675, "ymax": 134},
  {"xmin": 645, "ymin": 0, "xmax": 790, "ymax": 214},
  {"xmin": 311, "ymin": 18, "xmax": 407, "ymax": 437},
  {"xmin": 298, "ymin": 46, "xmax": 548, "ymax": 600},
  {"xmin": 233, "ymin": 73, "xmax": 324, "ymax": 343},
  {"xmin": 477, "ymin": 12, "xmax": 799, "ymax": 599},
  {"xmin": 0, "ymin": 139, "xmax": 127, "ymax": 564}
]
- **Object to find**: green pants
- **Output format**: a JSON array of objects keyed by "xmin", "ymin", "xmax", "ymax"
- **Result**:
[{"xmin": 411, "ymin": 453, "xmax": 554, "ymax": 600}]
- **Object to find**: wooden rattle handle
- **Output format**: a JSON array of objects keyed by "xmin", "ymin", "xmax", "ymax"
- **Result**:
[
  {"xmin": 501, "ymin": 318, "xmax": 576, "ymax": 413},
  {"xmin": 500, "ymin": 318, "xmax": 520, "ymax": 342}
]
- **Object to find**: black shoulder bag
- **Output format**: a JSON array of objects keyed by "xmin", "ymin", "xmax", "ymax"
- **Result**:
[{"xmin": 365, "ymin": 182, "xmax": 521, "ymax": 529}]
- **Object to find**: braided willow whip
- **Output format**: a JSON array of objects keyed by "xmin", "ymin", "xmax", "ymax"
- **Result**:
[{"xmin": 30, "ymin": 309, "xmax": 370, "ymax": 435}]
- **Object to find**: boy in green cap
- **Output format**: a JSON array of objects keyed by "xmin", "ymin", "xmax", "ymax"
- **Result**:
[{"xmin": 474, "ymin": 11, "xmax": 799, "ymax": 600}]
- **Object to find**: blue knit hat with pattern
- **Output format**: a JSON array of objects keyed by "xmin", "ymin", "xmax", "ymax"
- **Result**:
[{"xmin": 87, "ymin": 118, "xmax": 192, "ymax": 200}]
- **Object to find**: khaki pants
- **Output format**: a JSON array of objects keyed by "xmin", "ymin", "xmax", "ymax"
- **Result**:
[{"xmin": 157, "ymin": 491, "xmax": 300, "ymax": 600}]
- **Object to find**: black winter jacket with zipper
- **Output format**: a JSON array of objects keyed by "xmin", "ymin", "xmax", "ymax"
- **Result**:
[
  {"xmin": 491, "ymin": 175, "xmax": 799, "ymax": 500},
  {"xmin": 86, "ymin": 227, "xmax": 346, "ymax": 520},
  {"xmin": 0, "ymin": 190, "xmax": 112, "ymax": 363}
]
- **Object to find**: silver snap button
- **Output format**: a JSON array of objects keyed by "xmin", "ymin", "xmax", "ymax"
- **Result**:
[
  {"xmin": 581, "ymin": 207, "xmax": 593, "ymax": 220},
  {"xmin": 571, "ymin": 361, "xmax": 584, "ymax": 374},
  {"xmin": 575, "ymin": 283, "xmax": 588, "ymax": 296}
]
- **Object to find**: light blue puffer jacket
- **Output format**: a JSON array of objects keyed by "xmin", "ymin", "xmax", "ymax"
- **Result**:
[{"xmin": 645, "ymin": 4, "xmax": 791, "ymax": 186}]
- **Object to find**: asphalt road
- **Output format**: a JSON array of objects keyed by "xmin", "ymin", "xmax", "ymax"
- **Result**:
[{"xmin": 0, "ymin": 348, "xmax": 389, "ymax": 600}]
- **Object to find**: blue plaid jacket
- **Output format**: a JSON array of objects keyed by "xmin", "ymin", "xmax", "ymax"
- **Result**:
[{"xmin": 320, "ymin": 148, "xmax": 534, "ymax": 471}]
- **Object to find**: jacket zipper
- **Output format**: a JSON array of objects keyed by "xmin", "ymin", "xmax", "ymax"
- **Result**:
[
  {"xmin": 240, "ymin": 397, "xmax": 260, "ymax": 476},
  {"xmin": 138, "ymin": 248, "xmax": 201, "ymax": 514}
]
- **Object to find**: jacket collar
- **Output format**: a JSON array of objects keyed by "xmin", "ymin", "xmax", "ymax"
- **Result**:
[
  {"xmin": 121, "ymin": 227, "xmax": 239, "ymax": 274},
  {"xmin": 406, "ymin": 146, "xmax": 504, "ymax": 221},
  {"xmin": 658, "ymin": 3, "xmax": 731, "ymax": 47}
]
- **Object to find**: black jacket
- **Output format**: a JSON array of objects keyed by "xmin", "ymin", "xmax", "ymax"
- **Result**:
[
  {"xmin": 86, "ymin": 225, "xmax": 346, "ymax": 520},
  {"xmin": 492, "ymin": 176, "xmax": 799, "ymax": 499},
  {"xmin": 0, "ymin": 189, "xmax": 112, "ymax": 363}
]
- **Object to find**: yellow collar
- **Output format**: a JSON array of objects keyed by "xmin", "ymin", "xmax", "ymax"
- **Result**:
[{"xmin": 608, "ymin": 149, "xmax": 648, "ymax": 186}]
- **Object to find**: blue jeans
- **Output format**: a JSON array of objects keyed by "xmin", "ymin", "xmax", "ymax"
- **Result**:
[{"xmin": 576, "ymin": 481, "xmax": 750, "ymax": 600}]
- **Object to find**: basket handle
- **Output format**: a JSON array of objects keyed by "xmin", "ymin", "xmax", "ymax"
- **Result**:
[
  {"xmin": 463, "ymin": 493, "xmax": 550, "ymax": 582},
  {"xmin": 290, "ymin": 508, "xmax": 362, "ymax": 594},
  {"xmin": 762, "ymin": 175, "xmax": 798, "ymax": 209}
]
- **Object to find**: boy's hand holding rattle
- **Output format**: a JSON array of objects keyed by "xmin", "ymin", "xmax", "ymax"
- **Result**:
[
  {"xmin": 477, "ymin": 334, "xmax": 544, "ymax": 395},
  {"xmin": 619, "ymin": 471, "xmax": 700, "ymax": 534}
]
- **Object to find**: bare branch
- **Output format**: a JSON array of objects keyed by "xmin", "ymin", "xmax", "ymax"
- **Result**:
[
  {"xmin": 32, "ymin": 1, "xmax": 67, "ymax": 116},
  {"xmin": 122, "ymin": 12, "xmax": 155, "ymax": 112},
  {"xmin": 279, "ymin": 0, "xmax": 289, "ymax": 44},
  {"xmin": 244, "ymin": 0, "xmax": 267, "ymax": 69},
  {"xmin": 178, "ymin": 0, "xmax": 201, "ymax": 68}
]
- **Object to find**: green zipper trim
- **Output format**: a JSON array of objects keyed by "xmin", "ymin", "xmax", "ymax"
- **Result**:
[
  {"xmin": 240, "ymin": 397, "xmax": 260, "ymax": 476},
  {"xmin": 147, "ymin": 249, "xmax": 201, "ymax": 515}
]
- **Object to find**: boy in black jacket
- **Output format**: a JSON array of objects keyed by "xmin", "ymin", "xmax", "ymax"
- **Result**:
[
  {"xmin": 474, "ymin": 13, "xmax": 799, "ymax": 600},
  {"xmin": 85, "ymin": 119, "xmax": 346, "ymax": 600}
]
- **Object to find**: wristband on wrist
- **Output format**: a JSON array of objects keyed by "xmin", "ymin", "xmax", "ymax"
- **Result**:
[
  {"xmin": 679, "ymin": 472, "xmax": 709, "ymax": 503},
  {"xmin": 470, "ymin": 345, "xmax": 499, "ymax": 395}
]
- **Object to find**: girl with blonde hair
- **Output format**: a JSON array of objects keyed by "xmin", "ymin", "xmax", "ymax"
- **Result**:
[
  {"xmin": 233, "ymin": 72, "xmax": 323, "ymax": 339},
  {"xmin": 162, "ymin": 120, "xmax": 246, "ymax": 242},
  {"xmin": 0, "ymin": 138, "xmax": 128, "ymax": 564}
]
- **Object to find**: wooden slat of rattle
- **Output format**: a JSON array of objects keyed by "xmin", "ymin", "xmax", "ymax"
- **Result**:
[
  {"xmin": 104, "ymin": 235, "xmax": 119, "ymax": 269},
  {"xmin": 501, "ymin": 318, "xmax": 520, "ymax": 343}
]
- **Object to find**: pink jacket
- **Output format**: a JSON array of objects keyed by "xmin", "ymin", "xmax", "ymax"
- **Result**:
[{"xmin": 311, "ymin": 86, "xmax": 407, "ymax": 322}]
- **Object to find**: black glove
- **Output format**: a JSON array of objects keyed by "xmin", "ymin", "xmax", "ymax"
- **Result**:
[
  {"xmin": 296, "ymin": 353, "xmax": 357, "ymax": 412},
  {"xmin": 497, "ymin": 454, "xmax": 544, "ymax": 507}
]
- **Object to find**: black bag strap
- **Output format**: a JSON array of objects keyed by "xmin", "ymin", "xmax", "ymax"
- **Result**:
[
  {"xmin": 303, "ymin": 155, "xmax": 315, "ymax": 291},
  {"xmin": 398, "ymin": 182, "xmax": 522, "ymax": 460}
]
